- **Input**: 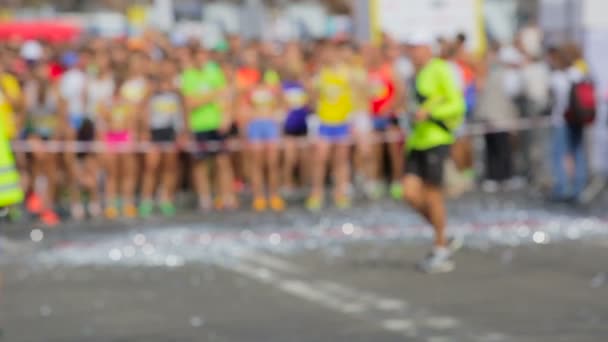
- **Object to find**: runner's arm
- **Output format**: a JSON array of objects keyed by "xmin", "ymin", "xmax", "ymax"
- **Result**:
[{"xmin": 425, "ymin": 65, "xmax": 465, "ymax": 122}]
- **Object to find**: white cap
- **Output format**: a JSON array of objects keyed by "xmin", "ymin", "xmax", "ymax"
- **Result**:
[
  {"xmin": 407, "ymin": 30, "xmax": 435, "ymax": 47},
  {"xmin": 20, "ymin": 40, "xmax": 43, "ymax": 61}
]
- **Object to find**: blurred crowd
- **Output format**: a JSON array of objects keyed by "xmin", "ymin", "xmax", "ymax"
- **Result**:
[{"xmin": 0, "ymin": 29, "xmax": 597, "ymax": 226}]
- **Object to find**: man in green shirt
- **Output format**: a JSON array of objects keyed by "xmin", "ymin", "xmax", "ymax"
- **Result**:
[
  {"xmin": 181, "ymin": 48, "xmax": 235, "ymax": 211},
  {"xmin": 403, "ymin": 32, "xmax": 466, "ymax": 273}
]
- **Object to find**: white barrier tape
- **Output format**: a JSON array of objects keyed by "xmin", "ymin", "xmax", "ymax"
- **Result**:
[{"xmin": 10, "ymin": 117, "xmax": 552, "ymax": 153}]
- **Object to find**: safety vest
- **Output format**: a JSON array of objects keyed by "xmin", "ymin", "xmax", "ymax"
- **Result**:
[{"xmin": 0, "ymin": 128, "xmax": 23, "ymax": 207}]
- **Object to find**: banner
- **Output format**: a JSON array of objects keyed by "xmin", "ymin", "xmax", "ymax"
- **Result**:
[{"xmin": 373, "ymin": 0, "xmax": 485, "ymax": 52}]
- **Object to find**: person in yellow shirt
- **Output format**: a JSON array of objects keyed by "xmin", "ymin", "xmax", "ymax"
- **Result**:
[
  {"xmin": 0, "ymin": 62, "xmax": 22, "ymax": 140},
  {"xmin": 307, "ymin": 42, "xmax": 354, "ymax": 211}
]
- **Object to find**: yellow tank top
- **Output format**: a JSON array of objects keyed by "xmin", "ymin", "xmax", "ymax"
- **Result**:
[{"xmin": 316, "ymin": 66, "xmax": 352, "ymax": 125}]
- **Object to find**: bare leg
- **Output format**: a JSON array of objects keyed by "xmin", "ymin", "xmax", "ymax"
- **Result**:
[
  {"xmin": 424, "ymin": 184, "xmax": 447, "ymax": 248},
  {"xmin": 44, "ymin": 153, "xmax": 59, "ymax": 209},
  {"xmin": 141, "ymin": 149, "xmax": 161, "ymax": 201},
  {"xmin": 215, "ymin": 153, "xmax": 236, "ymax": 206},
  {"xmin": 160, "ymin": 151, "xmax": 179, "ymax": 203},
  {"xmin": 120, "ymin": 153, "xmax": 137, "ymax": 205},
  {"xmin": 267, "ymin": 143, "xmax": 280, "ymax": 197},
  {"xmin": 387, "ymin": 126, "xmax": 404, "ymax": 183},
  {"xmin": 104, "ymin": 153, "xmax": 118, "ymax": 205},
  {"xmin": 310, "ymin": 140, "xmax": 330, "ymax": 200},
  {"xmin": 249, "ymin": 144, "xmax": 265, "ymax": 199},
  {"xmin": 402, "ymin": 174, "xmax": 428, "ymax": 220},
  {"xmin": 192, "ymin": 158, "xmax": 211, "ymax": 208},
  {"xmin": 282, "ymin": 138, "xmax": 297, "ymax": 191},
  {"xmin": 451, "ymin": 136, "xmax": 473, "ymax": 171},
  {"xmin": 333, "ymin": 143, "xmax": 351, "ymax": 200},
  {"xmin": 81, "ymin": 155, "xmax": 100, "ymax": 203},
  {"xmin": 298, "ymin": 143, "xmax": 312, "ymax": 187}
]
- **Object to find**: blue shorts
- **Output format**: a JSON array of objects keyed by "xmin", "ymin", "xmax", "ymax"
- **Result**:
[
  {"xmin": 247, "ymin": 119, "xmax": 280, "ymax": 143},
  {"xmin": 319, "ymin": 123, "xmax": 350, "ymax": 142},
  {"xmin": 69, "ymin": 114, "xmax": 87, "ymax": 130},
  {"xmin": 373, "ymin": 117, "xmax": 390, "ymax": 131},
  {"xmin": 372, "ymin": 115, "xmax": 400, "ymax": 132}
]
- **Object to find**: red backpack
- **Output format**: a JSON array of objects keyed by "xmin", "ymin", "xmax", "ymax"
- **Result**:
[{"xmin": 565, "ymin": 79, "xmax": 597, "ymax": 126}]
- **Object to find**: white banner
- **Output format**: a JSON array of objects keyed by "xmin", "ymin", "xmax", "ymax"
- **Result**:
[{"xmin": 377, "ymin": 0, "xmax": 478, "ymax": 46}]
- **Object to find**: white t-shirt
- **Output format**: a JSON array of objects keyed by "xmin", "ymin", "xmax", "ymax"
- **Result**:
[{"xmin": 60, "ymin": 69, "xmax": 87, "ymax": 116}]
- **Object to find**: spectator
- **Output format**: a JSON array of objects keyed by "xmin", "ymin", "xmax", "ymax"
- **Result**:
[
  {"xmin": 100, "ymin": 78, "xmax": 139, "ymax": 219},
  {"xmin": 548, "ymin": 43, "xmax": 589, "ymax": 201},
  {"xmin": 281, "ymin": 44, "xmax": 311, "ymax": 195},
  {"xmin": 22, "ymin": 62, "xmax": 62, "ymax": 225},
  {"xmin": 245, "ymin": 66, "xmax": 285, "ymax": 212},
  {"xmin": 180, "ymin": 48, "xmax": 235, "ymax": 212},
  {"xmin": 308, "ymin": 42, "xmax": 354, "ymax": 211},
  {"xmin": 83, "ymin": 50, "xmax": 114, "ymax": 218},
  {"xmin": 476, "ymin": 44, "xmax": 519, "ymax": 192},
  {"xmin": 139, "ymin": 72, "xmax": 184, "ymax": 218}
]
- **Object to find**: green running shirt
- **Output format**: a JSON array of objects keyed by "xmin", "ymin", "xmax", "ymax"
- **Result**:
[
  {"xmin": 408, "ymin": 58, "xmax": 465, "ymax": 152},
  {"xmin": 180, "ymin": 62, "xmax": 226, "ymax": 133}
]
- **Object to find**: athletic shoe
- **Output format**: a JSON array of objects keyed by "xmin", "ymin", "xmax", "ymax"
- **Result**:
[
  {"xmin": 70, "ymin": 203, "xmax": 86, "ymax": 221},
  {"xmin": 222, "ymin": 196, "xmax": 239, "ymax": 211},
  {"xmin": 364, "ymin": 181, "xmax": 384, "ymax": 200},
  {"xmin": 87, "ymin": 202, "xmax": 102, "ymax": 218},
  {"xmin": 8, "ymin": 207, "xmax": 22, "ymax": 222},
  {"xmin": 252, "ymin": 197, "xmax": 267, "ymax": 212},
  {"xmin": 199, "ymin": 197, "xmax": 213, "ymax": 213},
  {"xmin": 214, "ymin": 197, "xmax": 224, "ymax": 211},
  {"xmin": 281, "ymin": 187, "xmax": 297, "ymax": 199},
  {"xmin": 138, "ymin": 200, "xmax": 154, "ymax": 219},
  {"xmin": 269, "ymin": 196, "xmax": 286, "ymax": 212},
  {"xmin": 105, "ymin": 206, "xmax": 120, "ymax": 220},
  {"xmin": 578, "ymin": 177, "xmax": 606, "ymax": 205},
  {"xmin": 417, "ymin": 247, "xmax": 454, "ymax": 274},
  {"xmin": 390, "ymin": 182, "xmax": 403, "ymax": 200},
  {"xmin": 160, "ymin": 202, "xmax": 177, "ymax": 218},
  {"xmin": 40, "ymin": 209, "xmax": 60, "ymax": 227},
  {"xmin": 334, "ymin": 196, "xmax": 352, "ymax": 210},
  {"xmin": 123, "ymin": 204, "xmax": 138, "ymax": 219},
  {"xmin": 26, "ymin": 193, "xmax": 43, "ymax": 214},
  {"xmin": 482, "ymin": 180, "xmax": 500, "ymax": 193},
  {"xmin": 447, "ymin": 235, "xmax": 464, "ymax": 254},
  {"xmin": 502, "ymin": 177, "xmax": 526, "ymax": 191},
  {"xmin": 306, "ymin": 196, "xmax": 323, "ymax": 212}
]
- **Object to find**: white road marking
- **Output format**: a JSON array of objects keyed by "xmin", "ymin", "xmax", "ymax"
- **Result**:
[
  {"xmin": 219, "ymin": 252, "xmax": 480, "ymax": 339},
  {"xmin": 424, "ymin": 316, "xmax": 461, "ymax": 330},
  {"xmin": 238, "ymin": 251, "xmax": 306, "ymax": 275},
  {"xmin": 382, "ymin": 319, "xmax": 415, "ymax": 332},
  {"xmin": 376, "ymin": 299, "xmax": 407, "ymax": 311}
]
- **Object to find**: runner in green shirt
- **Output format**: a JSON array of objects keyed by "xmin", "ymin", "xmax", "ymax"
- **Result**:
[
  {"xmin": 181, "ymin": 48, "xmax": 236, "ymax": 211},
  {"xmin": 402, "ymin": 32, "xmax": 465, "ymax": 274}
]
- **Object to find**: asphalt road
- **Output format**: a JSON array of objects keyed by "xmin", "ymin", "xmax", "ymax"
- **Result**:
[{"xmin": 1, "ymin": 193, "xmax": 608, "ymax": 342}]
